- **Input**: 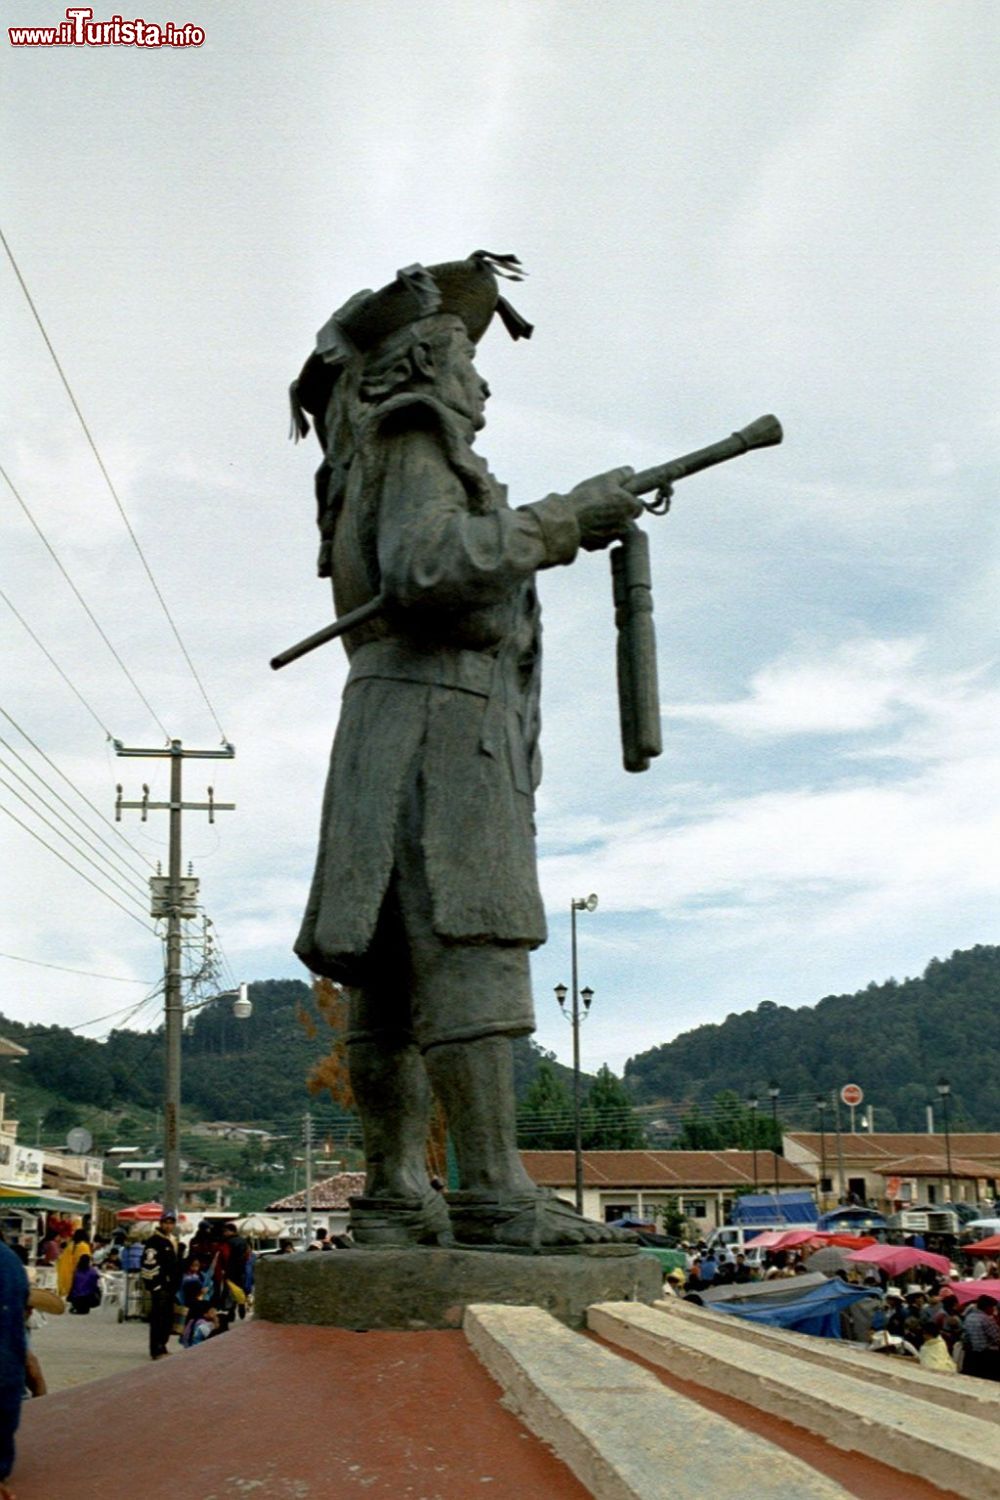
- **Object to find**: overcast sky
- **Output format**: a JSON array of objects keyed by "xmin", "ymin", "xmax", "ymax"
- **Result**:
[{"xmin": 2, "ymin": 0, "xmax": 997, "ymax": 1091}]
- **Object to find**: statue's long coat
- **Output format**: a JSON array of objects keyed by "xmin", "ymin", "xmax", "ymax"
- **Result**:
[{"xmin": 294, "ymin": 395, "xmax": 580, "ymax": 980}]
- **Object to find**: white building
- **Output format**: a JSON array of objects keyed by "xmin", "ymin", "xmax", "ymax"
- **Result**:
[
  {"xmin": 521, "ymin": 1149, "xmax": 815, "ymax": 1233},
  {"xmin": 783, "ymin": 1131, "xmax": 1000, "ymax": 1211}
]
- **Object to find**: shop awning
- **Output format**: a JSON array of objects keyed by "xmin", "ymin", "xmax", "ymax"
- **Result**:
[{"xmin": 0, "ymin": 1187, "xmax": 90, "ymax": 1212}]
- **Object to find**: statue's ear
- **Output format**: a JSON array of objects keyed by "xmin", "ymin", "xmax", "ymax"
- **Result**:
[
  {"xmin": 411, "ymin": 340, "xmax": 437, "ymax": 381},
  {"xmin": 361, "ymin": 348, "xmax": 423, "ymax": 399}
]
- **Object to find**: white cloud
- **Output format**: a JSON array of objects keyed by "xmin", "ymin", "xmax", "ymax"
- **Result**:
[
  {"xmin": 540, "ymin": 641, "xmax": 1000, "ymax": 962},
  {"xmin": 664, "ymin": 636, "xmax": 926, "ymax": 737}
]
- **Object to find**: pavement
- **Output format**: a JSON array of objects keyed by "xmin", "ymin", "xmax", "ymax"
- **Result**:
[{"xmin": 28, "ymin": 1301, "xmax": 151, "ymax": 1392}]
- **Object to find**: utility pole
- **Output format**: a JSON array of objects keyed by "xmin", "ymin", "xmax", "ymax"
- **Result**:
[
  {"xmin": 815, "ymin": 1097, "xmax": 827, "ymax": 1212},
  {"xmin": 747, "ymin": 1093, "xmax": 759, "ymax": 1193},
  {"xmin": 767, "ymin": 1082, "xmax": 780, "ymax": 1211},
  {"xmin": 833, "ymin": 1090, "xmax": 846, "ymax": 1202},
  {"xmin": 304, "ymin": 1110, "xmax": 314, "ymax": 1243},
  {"xmin": 554, "ymin": 893, "xmax": 598, "ymax": 1216},
  {"xmin": 937, "ymin": 1079, "xmax": 953, "ymax": 1205},
  {"xmin": 115, "ymin": 738, "xmax": 234, "ymax": 1216}
]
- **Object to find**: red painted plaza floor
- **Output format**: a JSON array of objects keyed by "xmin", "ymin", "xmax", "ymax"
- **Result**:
[
  {"xmin": 14, "ymin": 1322, "xmax": 590, "ymax": 1499},
  {"xmin": 15, "ymin": 1317, "xmax": 965, "ymax": 1499}
]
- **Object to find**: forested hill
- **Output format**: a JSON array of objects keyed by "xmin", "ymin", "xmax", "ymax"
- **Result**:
[
  {"xmin": 624, "ymin": 945, "xmax": 1000, "ymax": 1132},
  {"xmin": 0, "ymin": 977, "xmax": 577, "ymax": 1132}
]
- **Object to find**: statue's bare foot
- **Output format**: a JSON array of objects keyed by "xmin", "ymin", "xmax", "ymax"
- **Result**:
[
  {"xmin": 448, "ymin": 1189, "xmax": 638, "ymax": 1253},
  {"xmin": 349, "ymin": 1188, "xmax": 454, "ymax": 1248}
]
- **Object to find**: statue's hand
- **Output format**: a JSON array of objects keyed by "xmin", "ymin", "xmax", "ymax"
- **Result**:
[{"xmin": 564, "ymin": 467, "xmax": 641, "ymax": 551}]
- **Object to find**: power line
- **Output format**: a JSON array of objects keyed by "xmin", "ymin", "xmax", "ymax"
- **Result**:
[
  {"xmin": 208, "ymin": 924, "xmax": 239, "ymax": 991},
  {"xmin": 0, "ymin": 749, "xmax": 149, "ymax": 897},
  {"xmin": 512, "ymin": 1091, "xmax": 827, "ymax": 1127},
  {"xmin": 0, "ymin": 587, "xmax": 115, "ymax": 739},
  {"xmin": 1, "ymin": 226, "xmax": 229, "ymax": 743},
  {"xmin": 0, "ymin": 951, "xmax": 153, "ymax": 983},
  {"xmin": 1, "ymin": 732, "xmax": 149, "ymax": 881},
  {"xmin": 1, "ymin": 462, "xmax": 169, "ymax": 738},
  {"xmin": 0, "ymin": 769, "xmax": 149, "ymax": 907},
  {"xmin": 3, "ymin": 983, "xmax": 165, "ymax": 1043},
  {"xmin": 0, "ymin": 800, "xmax": 154, "ymax": 932},
  {"xmin": 0, "ymin": 705, "xmax": 155, "ymax": 869},
  {"xmin": 89, "ymin": 987, "xmax": 166, "ymax": 1041}
]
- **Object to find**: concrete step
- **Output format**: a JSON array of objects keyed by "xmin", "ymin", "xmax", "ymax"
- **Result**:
[
  {"xmin": 589, "ymin": 1301, "xmax": 1000, "ymax": 1500},
  {"xmin": 655, "ymin": 1295, "xmax": 1000, "ymax": 1420},
  {"xmin": 464, "ymin": 1302, "xmax": 851, "ymax": 1500}
]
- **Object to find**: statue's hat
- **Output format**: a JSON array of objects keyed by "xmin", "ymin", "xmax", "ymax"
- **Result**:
[{"xmin": 291, "ymin": 251, "xmax": 531, "ymax": 438}]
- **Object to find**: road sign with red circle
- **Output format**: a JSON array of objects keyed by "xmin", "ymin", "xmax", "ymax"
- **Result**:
[{"xmin": 840, "ymin": 1083, "xmax": 864, "ymax": 1107}]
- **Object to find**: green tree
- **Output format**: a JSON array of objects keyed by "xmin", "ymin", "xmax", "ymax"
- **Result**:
[
  {"xmin": 42, "ymin": 1102, "xmax": 82, "ymax": 1135},
  {"xmin": 675, "ymin": 1105, "xmax": 720, "ymax": 1149},
  {"xmin": 676, "ymin": 1091, "xmax": 782, "ymax": 1153},
  {"xmin": 582, "ymin": 1066, "xmax": 645, "ymax": 1149},
  {"xmin": 517, "ymin": 1061, "xmax": 574, "ymax": 1149},
  {"xmin": 238, "ymin": 1136, "xmax": 269, "ymax": 1176},
  {"xmin": 657, "ymin": 1201, "xmax": 687, "ymax": 1238}
]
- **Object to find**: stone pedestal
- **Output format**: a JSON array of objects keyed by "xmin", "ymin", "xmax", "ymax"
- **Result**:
[{"xmin": 255, "ymin": 1245, "xmax": 662, "ymax": 1330}]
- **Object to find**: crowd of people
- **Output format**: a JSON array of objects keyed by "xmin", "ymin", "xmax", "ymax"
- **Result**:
[
  {"xmin": 0, "ymin": 1214, "xmax": 263, "ymax": 1497},
  {"xmin": 138, "ymin": 1212, "xmax": 253, "ymax": 1358},
  {"xmin": 20, "ymin": 1214, "xmax": 257, "ymax": 1356},
  {"xmin": 661, "ymin": 1241, "xmax": 1000, "ymax": 1380}
]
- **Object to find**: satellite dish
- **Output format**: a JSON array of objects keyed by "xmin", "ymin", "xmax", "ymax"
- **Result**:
[{"xmin": 66, "ymin": 1127, "xmax": 93, "ymax": 1154}]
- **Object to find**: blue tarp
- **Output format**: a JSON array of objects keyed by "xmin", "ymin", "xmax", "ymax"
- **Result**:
[
  {"xmin": 729, "ymin": 1191, "xmax": 818, "ymax": 1228},
  {"xmin": 708, "ymin": 1278, "xmax": 875, "ymax": 1339}
]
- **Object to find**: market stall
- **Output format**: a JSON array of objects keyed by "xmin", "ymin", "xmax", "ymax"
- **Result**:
[{"xmin": 0, "ymin": 1186, "xmax": 90, "ymax": 1268}]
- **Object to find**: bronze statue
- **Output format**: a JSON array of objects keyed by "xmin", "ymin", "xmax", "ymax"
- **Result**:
[
  {"xmin": 288, "ymin": 252, "xmax": 642, "ymax": 1250},
  {"xmin": 284, "ymin": 252, "xmax": 782, "ymax": 1251}
]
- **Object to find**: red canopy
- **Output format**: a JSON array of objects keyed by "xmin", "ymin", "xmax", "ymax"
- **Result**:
[
  {"xmin": 116, "ymin": 1201, "xmax": 165, "ymax": 1221},
  {"xmin": 945, "ymin": 1279, "xmax": 1000, "ymax": 1307},
  {"xmin": 769, "ymin": 1229, "xmax": 829, "ymax": 1250},
  {"xmin": 750, "ymin": 1229, "xmax": 876, "ymax": 1253},
  {"xmin": 846, "ymin": 1243, "xmax": 952, "ymax": 1278},
  {"xmin": 959, "ymin": 1235, "xmax": 1000, "ymax": 1255},
  {"xmin": 743, "ymin": 1230, "xmax": 794, "ymax": 1249}
]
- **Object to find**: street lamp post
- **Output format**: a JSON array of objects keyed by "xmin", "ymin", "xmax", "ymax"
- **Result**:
[
  {"xmin": 556, "ymin": 893, "xmax": 598, "ymax": 1214},
  {"xmin": 768, "ymin": 1082, "xmax": 781, "ymax": 1212},
  {"xmin": 815, "ymin": 1096, "xmax": 827, "ymax": 1211},
  {"xmin": 747, "ymin": 1093, "xmax": 759, "ymax": 1193},
  {"xmin": 937, "ymin": 1079, "xmax": 953, "ymax": 1205}
]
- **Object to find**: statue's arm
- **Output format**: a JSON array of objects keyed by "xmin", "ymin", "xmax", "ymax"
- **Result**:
[{"xmin": 376, "ymin": 424, "xmax": 582, "ymax": 611}]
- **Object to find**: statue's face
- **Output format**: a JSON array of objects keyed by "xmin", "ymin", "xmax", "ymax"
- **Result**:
[{"xmin": 435, "ymin": 329, "xmax": 490, "ymax": 432}]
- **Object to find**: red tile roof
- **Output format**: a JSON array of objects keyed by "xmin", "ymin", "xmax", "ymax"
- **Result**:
[
  {"xmin": 876, "ymin": 1155, "xmax": 996, "ymax": 1179},
  {"xmin": 520, "ymin": 1150, "xmax": 812, "ymax": 1189},
  {"xmin": 787, "ymin": 1132, "xmax": 1000, "ymax": 1165},
  {"xmin": 266, "ymin": 1172, "xmax": 366, "ymax": 1211}
]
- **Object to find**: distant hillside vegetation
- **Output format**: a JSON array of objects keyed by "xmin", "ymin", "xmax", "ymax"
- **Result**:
[
  {"xmin": 623, "ymin": 945, "xmax": 1000, "ymax": 1132},
  {"xmin": 0, "ymin": 976, "xmax": 578, "ymax": 1132}
]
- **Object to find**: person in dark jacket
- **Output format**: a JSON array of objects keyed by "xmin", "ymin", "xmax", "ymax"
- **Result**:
[{"xmin": 141, "ymin": 1211, "xmax": 180, "ymax": 1359}]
